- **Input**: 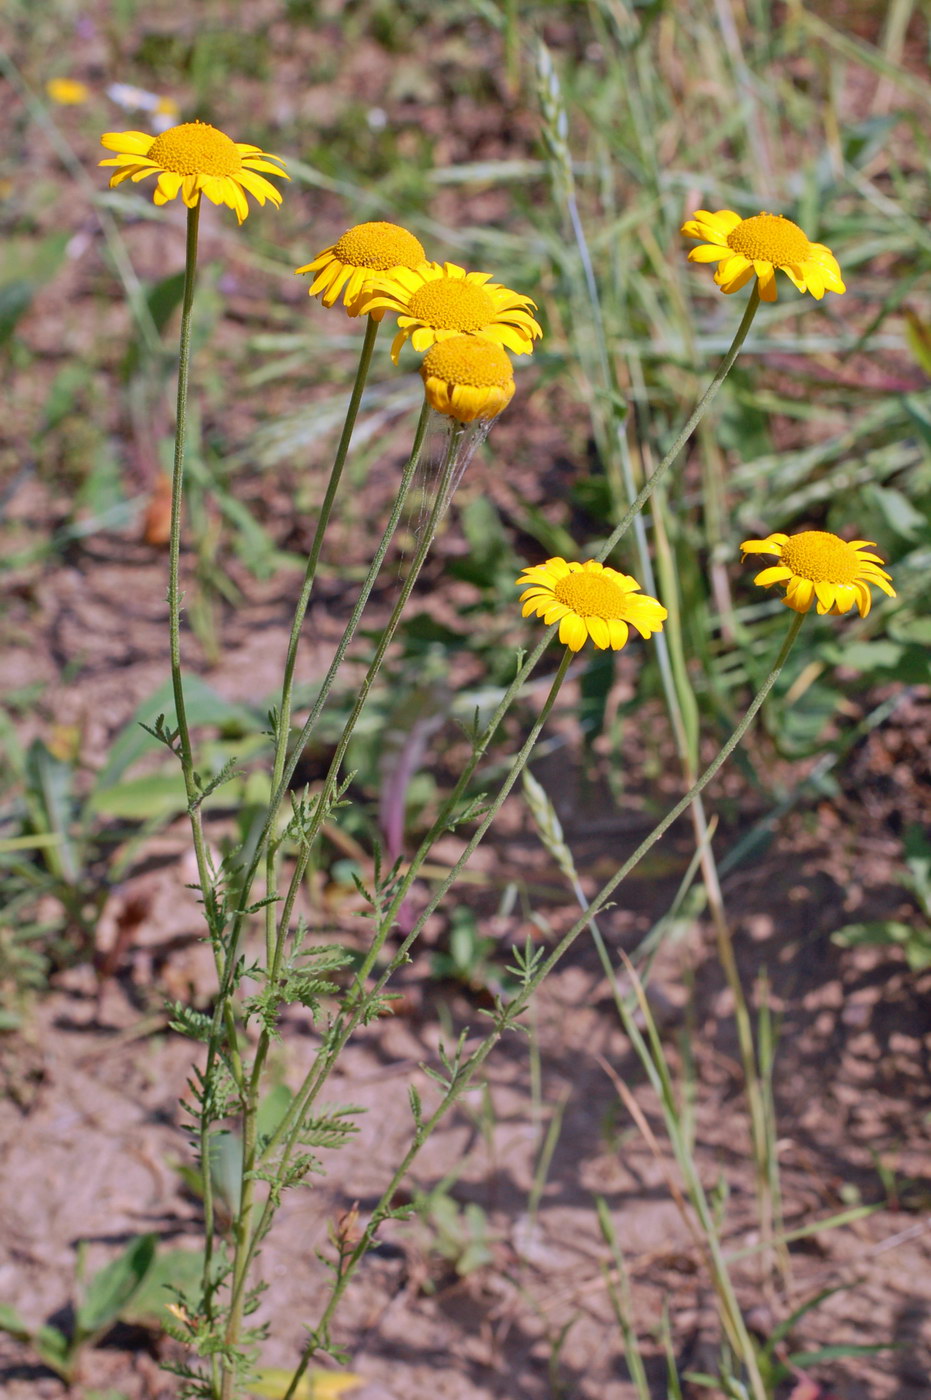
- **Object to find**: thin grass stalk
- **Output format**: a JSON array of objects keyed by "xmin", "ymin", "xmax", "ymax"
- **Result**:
[
  {"xmin": 619, "ymin": 959, "xmax": 767, "ymax": 1400},
  {"xmin": 595, "ymin": 1196, "xmax": 653, "ymax": 1400},
  {"xmin": 537, "ymin": 46, "xmax": 776, "ymax": 1251},
  {"xmin": 527, "ymin": 1090, "xmax": 568, "ymax": 1228}
]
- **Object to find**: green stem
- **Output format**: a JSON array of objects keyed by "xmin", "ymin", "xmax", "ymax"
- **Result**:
[
  {"xmin": 221, "ymin": 400, "xmax": 431, "ymax": 1000},
  {"xmin": 221, "ymin": 401, "xmax": 438, "ymax": 1312},
  {"xmin": 168, "ymin": 204, "xmax": 206, "ymax": 828},
  {"xmin": 162, "ymin": 201, "xmax": 222, "ymax": 1397},
  {"xmin": 264, "ymin": 314, "xmax": 381, "ymax": 966},
  {"xmin": 271, "ymin": 418, "xmax": 466, "ymax": 964},
  {"xmin": 597, "ymin": 285, "xmax": 761, "ymax": 564}
]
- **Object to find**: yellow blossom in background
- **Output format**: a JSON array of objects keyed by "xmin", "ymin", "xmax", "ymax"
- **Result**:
[
  {"xmin": 359, "ymin": 261, "xmax": 542, "ymax": 364},
  {"xmin": 681, "ymin": 209, "xmax": 845, "ymax": 302},
  {"xmin": 420, "ymin": 335, "xmax": 515, "ymax": 422},
  {"xmin": 47, "ymin": 78, "xmax": 90, "ymax": 105},
  {"xmin": 295, "ymin": 221, "xmax": 426, "ymax": 318},
  {"xmin": 516, "ymin": 557, "xmax": 668, "ymax": 652},
  {"xmin": 740, "ymin": 530, "xmax": 895, "ymax": 617},
  {"xmin": 99, "ymin": 120, "xmax": 288, "ymax": 223}
]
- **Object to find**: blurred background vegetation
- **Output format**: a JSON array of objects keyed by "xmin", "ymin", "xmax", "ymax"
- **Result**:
[{"xmin": 2, "ymin": 0, "xmax": 930, "ymax": 1015}]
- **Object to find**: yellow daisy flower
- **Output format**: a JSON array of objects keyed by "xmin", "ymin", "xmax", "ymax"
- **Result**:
[
  {"xmin": 740, "ymin": 530, "xmax": 895, "ymax": 617},
  {"xmin": 358, "ymin": 261, "xmax": 543, "ymax": 364},
  {"xmin": 99, "ymin": 121, "xmax": 288, "ymax": 224},
  {"xmin": 420, "ymin": 336, "xmax": 515, "ymax": 422},
  {"xmin": 47, "ymin": 78, "xmax": 90, "ymax": 105},
  {"xmin": 516, "ymin": 557, "xmax": 668, "ymax": 653},
  {"xmin": 295, "ymin": 221, "xmax": 427, "ymax": 319},
  {"xmin": 681, "ymin": 209, "xmax": 845, "ymax": 302}
]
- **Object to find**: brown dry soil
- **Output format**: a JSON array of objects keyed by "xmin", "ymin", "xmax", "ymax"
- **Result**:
[{"xmin": 3, "ymin": 5, "xmax": 931, "ymax": 1400}]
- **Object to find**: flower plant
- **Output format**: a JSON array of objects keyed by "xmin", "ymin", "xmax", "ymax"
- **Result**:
[{"xmin": 93, "ymin": 102, "xmax": 895, "ymax": 1400}]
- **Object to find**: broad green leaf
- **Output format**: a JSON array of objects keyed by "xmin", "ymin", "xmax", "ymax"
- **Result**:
[
  {"xmin": 256, "ymin": 1082, "xmax": 294, "ymax": 1142},
  {"xmin": 94, "ymin": 676, "xmax": 258, "ymax": 792},
  {"xmin": 33, "ymin": 1323, "xmax": 72, "ymax": 1378},
  {"xmin": 23, "ymin": 739, "xmax": 79, "ymax": 882},
  {"xmin": 0, "ymin": 1302, "xmax": 31, "ymax": 1341},
  {"xmin": 119, "ymin": 1247, "xmax": 204, "ymax": 1329},
  {"xmin": 208, "ymin": 1129, "xmax": 244, "ymax": 1216},
  {"xmin": 75, "ymin": 1234, "xmax": 157, "ymax": 1340},
  {"xmin": 0, "ymin": 232, "xmax": 69, "ymax": 345},
  {"xmin": 86, "ymin": 772, "xmax": 187, "ymax": 821}
]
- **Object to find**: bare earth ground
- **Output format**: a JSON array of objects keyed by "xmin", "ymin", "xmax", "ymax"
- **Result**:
[
  {"xmin": 2, "ymin": 487, "xmax": 931, "ymax": 1400},
  {"xmin": 4, "ymin": 4, "xmax": 931, "ymax": 1398}
]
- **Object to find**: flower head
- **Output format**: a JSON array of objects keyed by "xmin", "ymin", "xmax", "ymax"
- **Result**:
[
  {"xmin": 740, "ymin": 530, "xmax": 894, "ymax": 617},
  {"xmin": 99, "ymin": 121, "xmax": 288, "ymax": 223},
  {"xmin": 420, "ymin": 336, "xmax": 515, "ymax": 422},
  {"xmin": 682, "ymin": 209, "xmax": 845, "ymax": 302},
  {"xmin": 47, "ymin": 78, "xmax": 90, "ymax": 105},
  {"xmin": 359, "ymin": 261, "xmax": 542, "ymax": 364},
  {"xmin": 516, "ymin": 557, "xmax": 668, "ymax": 652},
  {"xmin": 295, "ymin": 221, "xmax": 426, "ymax": 319}
]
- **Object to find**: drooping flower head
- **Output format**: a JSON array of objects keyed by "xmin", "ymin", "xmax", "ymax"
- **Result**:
[
  {"xmin": 681, "ymin": 209, "xmax": 845, "ymax": 302},
  {"xmin": 516, "ymin": 557, "xmax": 668, "ymax": 653},
  {"xmin": 420, "ymin": 336, "xmax": 515, "ymax": 422},
  {"xmin": 295, "ymin": 221, "xmax": 427, "ymax": 319},
  {"xmin": 359, "ymin": 261, "xmax": 543, "ymax": 364},
  {"xmin": 740, "ymin": 530, "xmax": 894, "ymax": 617},
  {"xmin": 99, "ymin": 121, "xmax": 288, "ymax": 223}
]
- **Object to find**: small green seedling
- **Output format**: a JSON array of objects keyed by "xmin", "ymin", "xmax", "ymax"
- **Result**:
[{"xmin": 0, "ymin": 1234, "xmax": 156, "ymax": 1383}]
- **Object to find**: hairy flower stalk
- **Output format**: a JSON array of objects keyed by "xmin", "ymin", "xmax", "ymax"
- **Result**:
[
  {"xmin": 222, "ymin": 415, "xmax": 484, "ymax": 1321},
  {"xmin": 263, "ymin": 312, "xmax": 381, "ymax": 966}
]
